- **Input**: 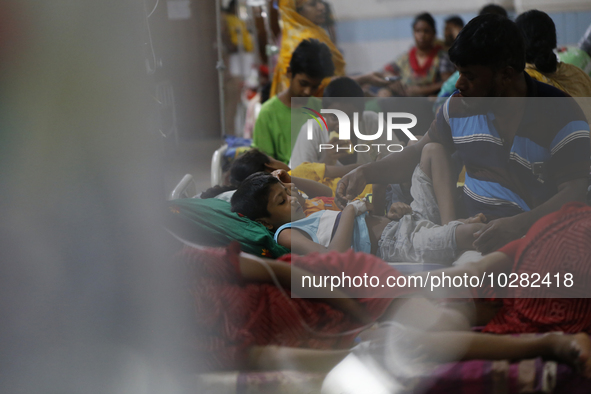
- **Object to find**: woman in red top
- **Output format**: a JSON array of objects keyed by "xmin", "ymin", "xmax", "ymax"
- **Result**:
[
  {"xmin": 382, "ymin": 13, "xmax": 450, "ymax": 97},
  {"xmin": 180, "ymin": 218, "xmax": 591, "ymax": 375}
]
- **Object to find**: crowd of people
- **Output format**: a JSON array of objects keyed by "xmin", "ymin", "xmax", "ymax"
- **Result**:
[{"xmin": 179, "ymin": 0, "xmax": 591, "ymax": 384}]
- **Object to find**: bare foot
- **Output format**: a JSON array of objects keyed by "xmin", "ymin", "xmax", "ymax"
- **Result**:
[
  {"xmin": 550, "ymin": 333, "xmax": 591, "ymax": 378},
  {"xmin": 457, "ymin": 213, "xmax": 486, "ymax": 224}
]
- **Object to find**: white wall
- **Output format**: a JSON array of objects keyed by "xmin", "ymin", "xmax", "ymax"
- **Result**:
[
  {"xmin": 515, "ymin": 0, "xmax": 591, "ymax": 13},
  {"xmin": 333, "ymin": 0, "xmax": 591, "ymax": 74},
  {"xmin": 340, "ymin": 38, "xmax": 414, "ymax": 75},
  {"xmin": 333, "ymin": 0, "xmax": 513, "ymax": 20}
]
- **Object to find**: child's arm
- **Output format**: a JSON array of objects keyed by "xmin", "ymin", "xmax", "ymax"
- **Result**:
[
  {"xmin": 325, "ymin": 163, "xmax": 360, "ymax": 179},
  {"xmin": 327, "ymin": 205, "xmax": 358, "ymax": 252},
  {"xmin": 277, "ymin": 205, "xmax": 359, "ymax": 255},
  {"xmin": 270, "ymin": 169, "xmax": 332, "ymax": 198},
  {"xmin": 291, "ymin": 176, "xmax": 333, "ymax": 197}
]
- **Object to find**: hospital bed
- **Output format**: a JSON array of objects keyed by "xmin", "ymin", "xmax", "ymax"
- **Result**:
[{"xmin": 166, "ymin": 175, "xmax": 591, "ymax": 394}]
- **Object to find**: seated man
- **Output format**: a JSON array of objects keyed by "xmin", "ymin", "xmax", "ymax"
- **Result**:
[
  {"xmin": 252, "ymin": 39, "xmax": 335, "ymax": 164},
  {"xmin": 336, "ymin": 14, "xmax": 590, "ymax": 255}
]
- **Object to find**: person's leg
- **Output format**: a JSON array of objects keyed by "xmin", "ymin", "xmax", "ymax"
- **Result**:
[
  {"xmin": 419, "ymin": 142, "xmax": 458, "ymax": 224},
  {"xmin": 379, "ymin": 297, "xmax": 473, "ymax": 332},
  {"xmin": 405, "ymin": 329, "xmax": 591, "ymax": 369},
  {"xmin": 365, "ymin": 214, "xmax": 392, "ymax": 255},
  {"xmin": 370, "ymin": 183, "xmax": 388, "ymax": 217},
  {"xmin": 370, "ymin": 323, "xmax": 591, "ymax": 377}
]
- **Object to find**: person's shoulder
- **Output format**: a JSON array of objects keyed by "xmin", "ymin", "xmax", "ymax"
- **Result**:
[
  {"xmin": 305, "ymin": 96, "xmax": 322, "ymax": 110},
  {"xmin": 255, "ymin": 96, "xmax": 286, "ymax": 127},
  {"xmin": 435, "ymin": 45, "xmax": 447, "ymax": 57},
  {"xmin": 559, "ymin": 62, "xmax": 591, "ymax": 82},
  {"xmin": 527, "ymin": 72, "xmax": 570, "ymax": 98},
  {"xmin": 259, "ymin": 95, "xmax": 283, "ymax": 112},
  {"xmin": 362, "ymin": 110, "xmax": 379, "ymax": 121},
  {"xmin": 441, "ymin": 93, "xmax": 472, "ymax": 118},
  {"xmin": 275, "ymin": 226, "xmax": 292, "ymax": 246},
  {"xmin": 396, "ymin": 51, "xmax": 410, "ymax": 63}
]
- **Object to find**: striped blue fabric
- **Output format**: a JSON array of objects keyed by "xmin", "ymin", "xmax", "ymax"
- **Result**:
[{"xmin": 428, "ymin": 74, "xmax": 590, "ymax": 219}]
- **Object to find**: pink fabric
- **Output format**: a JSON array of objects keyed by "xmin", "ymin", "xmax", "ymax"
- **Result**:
[
  {"xmin": 483, "ymin": 202, "xmax": 591, "ymax": 335},
  {"xmin": 180, "ymin": 245, "xmax": 410, "ymax": 371}
]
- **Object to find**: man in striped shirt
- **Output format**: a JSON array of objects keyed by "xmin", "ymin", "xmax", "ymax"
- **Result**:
[{"xmin": 336, "ymin": 14, "xmax": 590, "ymax": 255}]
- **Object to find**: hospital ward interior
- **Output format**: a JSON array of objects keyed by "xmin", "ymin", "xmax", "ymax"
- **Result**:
[{"xmin": 4, "ymin": 0, "xmax": 591, "ymax": 393}]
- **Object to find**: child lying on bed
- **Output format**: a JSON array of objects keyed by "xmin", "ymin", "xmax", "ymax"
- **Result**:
[
  {"xmin": 181, "ymin": 240, "xmax": 591, "ymax": 376},
  {"xmin": 231, "ymin": 172, "xmax": 485, "ymax": 263},
  {"xmin": 202, "ymin": 148, "xmax": 342, "ymax": 218},
  {"xmin": 207, "ymin": 148, "xmax": 382, "ymax": 213}
]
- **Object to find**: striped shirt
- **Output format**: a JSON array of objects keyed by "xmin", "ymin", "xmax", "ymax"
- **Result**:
[{"xmin": 428, "ymin": 73, "xmax": 590, "ymax": 219}]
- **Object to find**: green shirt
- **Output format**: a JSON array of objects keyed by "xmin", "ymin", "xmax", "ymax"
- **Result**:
[{"xmin": 252, "ymin": 96, "xmax": 321, "ymax": 164}]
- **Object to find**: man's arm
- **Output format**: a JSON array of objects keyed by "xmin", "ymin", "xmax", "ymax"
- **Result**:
[
  {"xmin": 335, "ymin": 134, "xmax": 431, "ymax": 208},
  {"xmin": 238, "ymin": 252, "xmax": 372, "ymax": 324},
  {"xmin": 248, "ymin": 346, "xmax": 349, "ymax": 371},
  {"xmin": 473, "ymin": 178, "xmax": 588, "ymax": 254}
]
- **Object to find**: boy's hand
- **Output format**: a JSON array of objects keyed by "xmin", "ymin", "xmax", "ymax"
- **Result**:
[
  {"xmin": 387, "ymin": 202, "xmax": 412, "ymax": 220},
  {"xmin": 346, "ymin": 199, "xmax": 372, "ymax": 216},
  {"xmin": 271, "ymin": 169, "xmax": 291, "ymax": 184}
]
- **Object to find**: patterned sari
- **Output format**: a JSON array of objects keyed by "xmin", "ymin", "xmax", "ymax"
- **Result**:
[{"xmin": 270, "ymin": 0, "xmax": 346, "ymax": 97}]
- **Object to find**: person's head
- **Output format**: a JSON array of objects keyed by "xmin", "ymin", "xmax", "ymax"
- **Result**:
[
  {"xmin": 515, "ymin": 10, "xmax": 558, "ymax": 73},
  {"xmin": 322, "ymin": 77, "xmax": 365, "ymax": 133},
  {"xmin": 444, "ymin": 16, "xmax": 464, "ymax": 47},
  {"xmin": 478, "ymin": 3, "xmax": 508, "ymax": 17},
  {"xmin": 449, "ymin": 14, "xmax": 525, "ymax": 97},
  {"xmin": 223, "ymin": 0, "xmax": 236, "ymax": 14},
  {"xmin": 287, "ymin": 39, "xmax": 335, "ymax": 97},
  {"xmin": 230, "ymin": 149, "xmax": 290, "ymax": 185},
  {"xmin": 296, "ymin": 0, "xmax": 326, "ymax": 26},
  {"xmin": 412, "ymin": 13, "xmax": 436, "ymax": 51},
  {"xmin": 231, "ymin": 172, "xmax": 305, "ymax": 230}
]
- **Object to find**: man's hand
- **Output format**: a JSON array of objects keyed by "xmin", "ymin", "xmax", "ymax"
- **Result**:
[
  {"xmin": 387, "ymin": 202, "xmax": 413, "ymax": 221},
  {"xmin": 335, "ymin": 167, "xmax": 368, "ymax": 209},
  {"xmin": 472, "ymin": 216, "xmax": 524, "ymax": 255}
]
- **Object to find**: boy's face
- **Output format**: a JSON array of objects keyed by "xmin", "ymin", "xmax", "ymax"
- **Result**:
[
  {"xmin": 324, "ymin": 102, "xmax": 361, "ymax": 135},
  {"xmin": 289, "ymin": 72, "xmax": 324, "ymax": 98},
  {"xmin": 260, "ymin": 182, "xmax": 305, "ymax": 230}
]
